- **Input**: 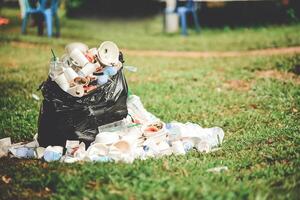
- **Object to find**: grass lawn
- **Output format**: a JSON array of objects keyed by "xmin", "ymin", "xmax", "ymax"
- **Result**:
[{"xmin": 0, "ymin": 8, "xmax": 300, "ymax": 200}]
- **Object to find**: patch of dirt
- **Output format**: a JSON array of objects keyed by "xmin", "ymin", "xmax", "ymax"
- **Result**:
[
  {"xmin": 10, "ymin": 41, "xmax": 50, "ymax": 50},
  {"xmin": 256, "ymin": 69, "xmax": 300, "ymax": 84},
  {"xmin": 7, "ymin": 41, "xmax": 300, "ymax": 58},
  {"xmin": 124, "ymin": 46, "xmax": 300, "ymax": 58},
  {"xmin": 3, "ymin": 59, "xmax": 18, "ymax": 68},
  {"xmin": 223, "ymin": 79, "xmax": 252, "ymax": 91}
]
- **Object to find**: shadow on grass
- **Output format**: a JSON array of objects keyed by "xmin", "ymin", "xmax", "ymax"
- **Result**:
[{"xmin": 0, "ymin": 79, "xmax": 28, "ymax": 98}]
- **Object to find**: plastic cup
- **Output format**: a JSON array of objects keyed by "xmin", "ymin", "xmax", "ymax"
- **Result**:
[
  {"xmin": 64, "ymin": 67, "xmax": 79, "ymax": 82},
  {"xmin": 49, "ymin": 60, "xmax": 64, "ymax": 80},
  {"xmin": 171, "ymin": 141, "xmax": 186, "ymax": 155}
]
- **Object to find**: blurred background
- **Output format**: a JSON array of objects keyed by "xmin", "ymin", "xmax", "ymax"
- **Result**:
[
  {"xmin": 64, "ymin": 0, "xmax": 299, "ymax": 26},
  {"xmin": 1, "ymin": 0, "xmax": 300, "ymax": 36},
  {"xmin": 2, "ymin": 0, "xmax": 300, "ymax": 22}
]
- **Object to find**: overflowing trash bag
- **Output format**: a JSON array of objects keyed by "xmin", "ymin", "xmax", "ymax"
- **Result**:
[
  {"xmin": 37, "ymin": 41, "xmax": 128, "ymax": 147},
  {"xmin": 0, "ymin": 40, "xmax": 226, "ymax": 164}
]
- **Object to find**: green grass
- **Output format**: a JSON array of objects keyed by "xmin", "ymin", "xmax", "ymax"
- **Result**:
[{"xmin": 0, "ymin": 7, "xmax": 300, "ymax": 200}]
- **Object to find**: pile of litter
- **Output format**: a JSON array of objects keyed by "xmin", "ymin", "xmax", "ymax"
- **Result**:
[
  {"xmin": 0, "ymin": 95, "xmax": 224, "ymax": 163},
  {"xmin": 0, "ymin": 41, "xmax": 225, "ymax": 163}
]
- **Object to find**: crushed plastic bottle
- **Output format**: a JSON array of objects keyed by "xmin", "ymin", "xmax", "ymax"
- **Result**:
[
  {"xmin": 104, "ymin": 66, "xmax": 118, "ymax": 76},
  {"xmin": 124, "ymin": 66, "xmax": 137, "ymax": 72},
  {"xmin": 15, "ymin": 147, "xmax": 35, "ymax": 158},
  {"xmin": 97, "ymin": 74, "xmax": 109, "ymax": 85},
  {"xmin": 43, "ymin": 146, "xmax": 63, "ymax": 162}
]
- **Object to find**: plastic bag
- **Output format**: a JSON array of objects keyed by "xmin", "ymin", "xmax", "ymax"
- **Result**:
[{"xmin": 37, "ymin": 68, "xmax": 128, "ymax": 147}]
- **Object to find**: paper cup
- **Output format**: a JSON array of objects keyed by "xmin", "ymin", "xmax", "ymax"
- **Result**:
[
  {"xmin": 97, "ymin": 41, "xmax": 119, "ymax": 66},
  {"xmin": 143, "ymin": 140, "xmax": 160, "ymax": 155},
  {"xmin": 108, "ymin": 146, "xmax": 122, "ymax": 161},
  {"xmin": 113, "ymin": 140, "xmax": 131, "ymax": 154},
  {"xmin": 64, "ymin": 67, "xmax": 79, "ymax": 82},
  {"xmin": 79, "ymin": 63, "xmax": 97, "ymax": 77},
  {"xmin": 87, "ymin": 143, "xmax": 109, "ymax": 157},
  {"xmin": 65, "ymin": 140, "xmax": 80, "ymax": 155},
  {"xmin": 65, "ymin": 140, "xmax": 80, "ymax": 148},
  {"xmin": 195, "ymin": 141, "xmax": 210, "ymax": 153},
  {"xmin": 121, "ymin": 126, "xmax": 143, "ymax": 142},
  {"xmin": 0, "ymin": 137, "xmax": 11, "ymax": 147},
  {"xmin": 70, "ymin": 48, "xmax": 89, "ymax": 67},
  {"xmin": 95, "ymin": 132, "xmax": 119, "ymax": 145},
  {"xmin": 65, "ymin": 42, "xmax": 89, "ymax": 55},
  {"xmin": 171, "ymin": 141, "xmax": 186, "ymax": 155},
  {"xmin": 87, "ymin": 47, "xmax": 98, "ymax": 59},
  {"xmin": 74, "ymin": 77, "xmax": 88, "ymax": 86},
  {"xmin": 0, "ymin": 137, "xmax": 11, "ymax": 157},
  {"xmin": 88, "ymin": 47, "xmax": 97, "ymax": 54},
  {"xmin": 73, "ymin": 142, "xmax": 86, "ymax": 160},
  {"xmin": 157, "ymin": 141, "xmax": 172, "ymax": 156},
  {"xmin": 54, "ymin": 73, "xmax": 70, "ymax": 92},
  {"xmin": 60, "ymin": 54, "xmax": 70, "ymax": 65},
  {"xmin": 67, "ymin": 85, "xmax": 84, "ymax": 97},
  {"xmin": 108, "ymin": 141, "xmax": 134, "ymax": 163}
]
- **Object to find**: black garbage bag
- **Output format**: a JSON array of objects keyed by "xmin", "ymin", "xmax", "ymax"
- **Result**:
[{"xmin": 37, "ymin": 68, "xmax": 128, "ymax": 147}]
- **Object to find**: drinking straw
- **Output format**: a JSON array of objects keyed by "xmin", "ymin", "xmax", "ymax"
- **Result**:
[{"xmin": 51, "ymin": 49, "xmax": 57, "ymax": 61}]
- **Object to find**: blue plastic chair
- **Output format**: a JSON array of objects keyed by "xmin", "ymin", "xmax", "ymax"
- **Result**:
[
  {"xmin": 177, "ymin": 0, "xmax": 200, "ymax": 36},
  {"xmin": 21, "ymin": 0, "xmax": 60, "ymax": 37}
]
